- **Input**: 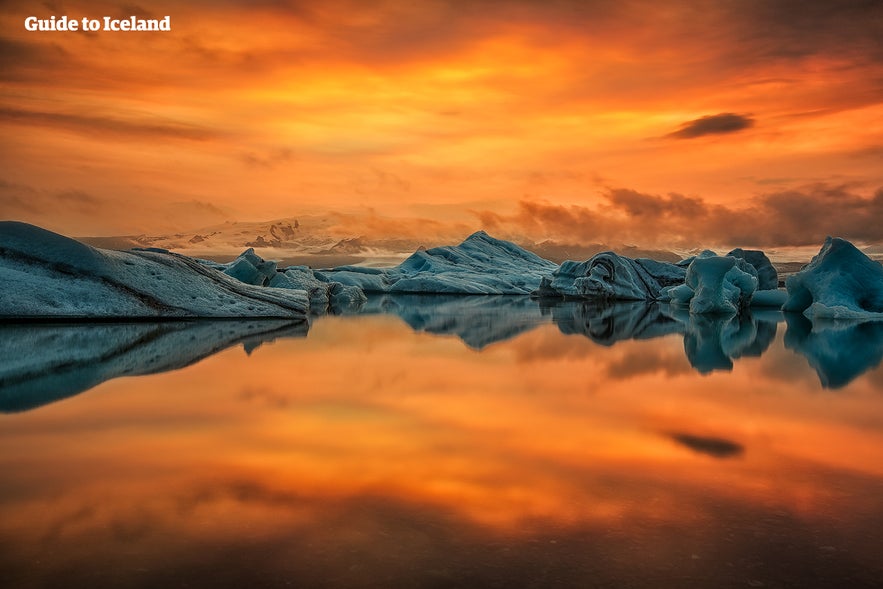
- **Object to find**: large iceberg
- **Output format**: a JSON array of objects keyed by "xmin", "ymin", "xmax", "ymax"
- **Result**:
[
  {"xmin": 316, "ymin": 231, "xmax": 558, "ymax": 295},
  {"xmin": 661, "ymin": 250, "xmax": 786, "ymax": 314},
  {"xmin": 532, "ymin": 252, "xmax": 686, "ymax": 301},
  {"xmin": 783, "ymin": 237, "xmax": 883, "ymax": 319},
  {"xmin": 0, "ymin": 222, "xmax": 309, "ymax": 319}
]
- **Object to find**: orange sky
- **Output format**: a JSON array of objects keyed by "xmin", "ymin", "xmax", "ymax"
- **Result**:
[{"xmin": 1, "ymin": 0, "xmax": 882, "ymax": 247}]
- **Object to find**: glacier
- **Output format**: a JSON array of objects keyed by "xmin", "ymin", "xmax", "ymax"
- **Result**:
[
  {"xmin": 783, "ymin": 236, "xmax": 883, "ymax": 319},
  {"xmin": 0, "ymin": 222, "xmax": 309, "ymax": 319}
]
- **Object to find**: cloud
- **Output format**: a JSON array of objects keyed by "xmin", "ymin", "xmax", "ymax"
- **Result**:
[
  {"xmin": 667, "ymin": 432, "xmax": 744, "ymax": 459},
  {"xmin": 0, "ymin": 107, "xmax": 219, "ymax": 141},
  {"xmin": 474, "ymin": 184, "xmax": 883, "ymax": 248},
  {"xmin": 668, "ymin": 113, "xmax": 754, "ymax": 139}
]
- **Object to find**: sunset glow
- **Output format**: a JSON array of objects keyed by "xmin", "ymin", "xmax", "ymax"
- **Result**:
[{"xmin": 1, "ymin": 0, "xmax": 882, "ymax": 247}]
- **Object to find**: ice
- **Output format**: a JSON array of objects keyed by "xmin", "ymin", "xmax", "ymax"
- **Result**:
[
  {"xmin": 0, "ymin": 222, "xmax": 309, "ymax": 319},
  {"xmin": 783, "ymin": 236, "xmax": 883, "ymax": 319},
  {"xmin": 211, "ymin": 248, "xmax": 367, "ymax": 314},
  {"xmin": 532, "ymin": 252, "xmax": 686, "ymax": 300},
  {"xmin": 318, "ymin": 231, "xmax": 558, "ymax": 294},
  {"xmin": 661, "ymin": 251, "xmax": 786, "ymax": 313},
  {"xmin": 727, "ymin": 248, "xmax": 779, "ymax": 290}
]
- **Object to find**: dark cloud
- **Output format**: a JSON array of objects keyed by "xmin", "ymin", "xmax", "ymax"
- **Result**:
[
  {"xmin": 0, "ymin": 37, "xmax": 71, "ymax": 82},
  {"xmin": 668, "ymin": 432, "xmax": 744, "ymax": 459},
  {"xmin": 0, "ymin": 107, "xmax": 219, "ymax": 141},
  {"xmin": 475, "ymin": 184, "xmax": 883, "ymax": 248},
  {"xmin": 668, "ymin": 113, "xmax": 754, "ymax": 139}
]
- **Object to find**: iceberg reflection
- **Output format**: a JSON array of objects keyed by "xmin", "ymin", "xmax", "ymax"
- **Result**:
[
  {"xmin": 358, "ymin": 294, "xmax": 548, "ymax": 350},
  {"xmin": 3, "ymin": 296, "xmax": 882, "ymax": 412},
  {"xmin": 0, "ymin": 320, "xmax": 308, "ymax": 412},
  {"xmin": 783, "ymin": 314, "xmax": 883, "ymax": 389}
]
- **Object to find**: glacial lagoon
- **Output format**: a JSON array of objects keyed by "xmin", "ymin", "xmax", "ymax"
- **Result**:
[{"xmin": 2, "ymin": 296, "xmax": 883, "ymax": 588}]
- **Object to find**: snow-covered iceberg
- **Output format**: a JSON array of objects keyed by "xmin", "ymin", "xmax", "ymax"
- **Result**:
[
  {"xmin": 0, "ymin": 222, "xmax": 309, "ymax": 319},
  {"xmin": 661, "ymin": 250, "xmax": 786, "ymax": 314},
  {"xmin": 783, "ymin": 237, "xmax": 883, "ymax": 319},
  {"xmin": 316, "ymin": 231, "xmax": 558, "ymax": 295},
  {"xmin": 205, "ymin": 248, "xmax": 366, "ymax": 314},
  {"xmin": 532, "ymin": 252, "xmax": 686, "ymax": 301},
  {"xmin": 0, "ymin": 320, "xmax": 307, "ymax": 412}
]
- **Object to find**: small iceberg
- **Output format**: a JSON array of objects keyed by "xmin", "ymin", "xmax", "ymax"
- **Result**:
[{"xmin": 205, "ymin": 248, "xmax": 367, "ymax": 314}]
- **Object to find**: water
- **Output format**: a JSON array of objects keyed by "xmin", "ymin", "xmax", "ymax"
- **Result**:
[{"xmin": 2, "ymin": 296, "xmax": 883, "ymax": 588}]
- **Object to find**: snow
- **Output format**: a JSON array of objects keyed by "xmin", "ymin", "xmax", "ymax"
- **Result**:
[
  {"xmin": 0, "ymin": 320, "xmax": 306, "ymax": 412},
  {"xmin": 318, "ymin": 231, "xmax": 557, "ymax": 294},
  {"xmin": 532, "ymin": 252, "xmax": 686, "ymax": 300},
  {"xmin": 0, "ymin": 222, "xmax": 309, "ymax": 319},
  {"xmin": 783, "ymin": 237, "xmax": 883, "ymax": 319}
]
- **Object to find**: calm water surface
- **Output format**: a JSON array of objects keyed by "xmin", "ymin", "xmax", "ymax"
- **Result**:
[{"xmin": 2, "ymin": 297, "xmax": 883, "ymax": 588}]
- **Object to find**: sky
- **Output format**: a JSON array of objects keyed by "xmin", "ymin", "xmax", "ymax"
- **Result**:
[{"xmin": 1, "ymin": 0, "xmax": 882, "ymax": 248}]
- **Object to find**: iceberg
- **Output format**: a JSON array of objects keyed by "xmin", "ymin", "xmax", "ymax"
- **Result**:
[
  {"xmin": 0, "ymin": 222, "xmax": 309, "ymax": 319},
  {"xmin": 532, "ymin": 252, "xmax": 686, "ymax": 301},
  {"xmin": 661, "ymin": 250, "xmax": 787, "ymax": 314},
  {"xmin": 206, "ymin": 249, "xmax": 367, "ymax": 314},
  {"xmin": 783, "ymin": 236, "xmax": 883, "ymax": 319},
  {"xmin": 317, "ymin": 231, "xmax": 558, "ymax": 295}
]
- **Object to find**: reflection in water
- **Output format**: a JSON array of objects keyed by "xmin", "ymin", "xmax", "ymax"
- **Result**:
[
  {"xmin": 669, "ymin": 308, "xmax": 778, "ymax": 374},
  {"xmin": 357, "ymin": 294, "xmax": 547, "ymax": 349},
  {"xmin": 1, "ymin": 311, "xmax": 883, "ymax": 588},
  {"xmin": 0, "ymin": 320, "xmax": 308, "ymax": 412},
  {"xmin": 544, "ymin": 300, "xmax": 682, "ymax": 344},
  {"xmin": 784, "ymin": 314, "xmax": 883, "ymax": 389},
  {"xmin": 3, "ymin": 299, "xmax": 883, "ymax": 413}
]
